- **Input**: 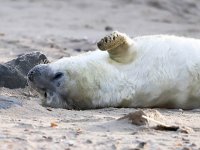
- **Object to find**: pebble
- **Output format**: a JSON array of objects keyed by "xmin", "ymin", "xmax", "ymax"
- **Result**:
[
  {"xmin": 105, "ymin": 26, "xmax": 113, "ymax": 31},
  {"xmin": 67, "ymin": 140, "xmax": 76, "ymax": 146},
  {"xmin": 86, "ymin": 139, "xmax": 92, "ymax": 144},
  {"xmin": 182, "ymin": 147, "xmax": 192, "ymax": 150}
]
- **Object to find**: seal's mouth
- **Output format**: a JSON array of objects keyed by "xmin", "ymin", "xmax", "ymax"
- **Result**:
[
  {"xmin": 27, "ymin": 64, "xmax": 71, "ymax": 109},
  {"xmin": 40, "ymin": 90, "xmax": 68, "ymax": 109},
  {"xmin": 29, "ymin": 82, "xmax": 71, "ymax": 109}
]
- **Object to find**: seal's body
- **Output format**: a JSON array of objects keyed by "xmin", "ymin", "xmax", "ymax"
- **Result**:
[{"xmin": 28, "ymin": 32, "xmax": 200, "ymax": 109}]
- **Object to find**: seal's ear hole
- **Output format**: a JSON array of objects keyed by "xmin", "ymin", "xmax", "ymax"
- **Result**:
[{"xmin": 52, "ymin": 72, "xmax": 64, "ymax": 81}]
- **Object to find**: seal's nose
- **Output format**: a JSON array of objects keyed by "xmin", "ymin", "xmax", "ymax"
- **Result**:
[
  {"xmin": 28, "ymin": 70, "xmax": 34, "ymax": 81},
  {"xmin": 27, "ymin": 64, "xmax": 56, "ymax": 92},
  {"xmin": 28, "ymin": 64, "xmax": 49, "ymax": 83},
  {"xmin": 28, "ymin": 68, "xmax": 42, "ymax": 82}
]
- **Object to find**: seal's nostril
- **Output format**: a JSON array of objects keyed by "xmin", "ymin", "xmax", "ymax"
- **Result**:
[
  {"xmin": 28, "ymin": 71, "xmax": 34, "ymax": 81},
  {"xmin": 28, "ymin": 68, "xmax": 42, "ymax": 82}
]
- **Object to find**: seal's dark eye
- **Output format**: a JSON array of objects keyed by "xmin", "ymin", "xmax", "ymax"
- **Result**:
[
  {"xmin": 52, "ymin": 72, "xmax": 63, "ymax": 80},
  {"xmin": 44, "ymin": 92, "xmax": 47, "ymax": 98}
]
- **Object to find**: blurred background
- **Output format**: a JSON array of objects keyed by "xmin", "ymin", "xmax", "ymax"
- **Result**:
[{"xmin": 0, "ymin": 0, "xmax": 200, "ymax": 62}]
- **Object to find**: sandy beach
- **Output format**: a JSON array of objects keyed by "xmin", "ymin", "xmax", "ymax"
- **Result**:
[{"xmin": 0, "ymin": 0, "xmax": 200, "ymax": 149}]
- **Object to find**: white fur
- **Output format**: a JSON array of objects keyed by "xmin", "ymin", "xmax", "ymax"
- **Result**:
[{"xmin": 49, "ymin": 35, "xmax": 200, "ymax": 109}]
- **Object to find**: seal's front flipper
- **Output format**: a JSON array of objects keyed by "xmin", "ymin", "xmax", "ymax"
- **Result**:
[{"xmin": 97, "ymin": 31, "xmax": 136, "ymax": 63}]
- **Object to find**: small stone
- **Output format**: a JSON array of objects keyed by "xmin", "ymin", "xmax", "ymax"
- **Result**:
[
  {"xmin": 134, "ymin": 141, "xmax": 149, "ymax": 150},
  {"xmin": 74, "ymin": 48, "xmax": 81, "ymax": 52},
  {"xmin": 46, "ymin": 108, "xmax": 53, "ymax": 111},
  {"xmin": 0, "ymin": 33, "xmax": 5, "ymax": 36},
  {"xmin": 67, "ymin": 140, "xmax": 75, "ymax": 146},
  {"xmin": 178, "ymin": 126, "xmax": 194, "ymax": 134},
  {"xmin": 105, "ymin": 26, "xmax": 113, "ymax": 31},
  {"xmin": 86, "ymin": 139, "xmax": 92, "ymax": 144},
  {"xmin": 182, "ymin": 138, "xmax": 190, "ymax": 143},
  {"xmin": 50, "ymin": 122, "xmax": 58, "ymax": 128},
  {"xmin": 84, "ymin": 24, "xmax": 93, "ymax": 29},
  {"xmin": 111, "ymin": 144, "xmax": 117, "ymax": 149},
  {"xmin": 190, "ymin": 143, "xmax": 196, "ymax": 147},
  {"xmin": 178, "ymin": 109, "xmax": 183, "ymax": 112},
  {"xmin": 50, "ymin": 43, "xmax": 54, "ymax": 48},
  {"xmin": 118, "ymin": 110, "xmax": 149, "ymax": 125},
  {"xmin": 45, "ymin": 136, "xmax": 53, "ymax": 142},
  {"xmin": 182, "ymin": 147, "xmax": 192, "ymax": 150},
  {"xmin": 131, "ymin": 132, "xmax": 137, "ymax": 135},
  {"xmin": 175, "ymin": 142, "xmax": 183, "ymax": 147},
  {"xmin": 138, "ymin": 142, "xmax": 148, "ymax": 148}
]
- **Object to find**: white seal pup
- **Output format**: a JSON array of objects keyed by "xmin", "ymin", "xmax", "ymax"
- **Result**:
[{"xmin": 28, "ymin": 31, "xmax": 200, "ymax": 109}]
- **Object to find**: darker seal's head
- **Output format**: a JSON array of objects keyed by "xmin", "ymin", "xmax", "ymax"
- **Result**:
[{"xmin": 27, "ymin": 64, "xmax": 70, "ymax": 109}]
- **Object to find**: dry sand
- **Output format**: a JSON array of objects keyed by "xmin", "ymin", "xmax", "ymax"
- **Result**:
[{"xmin": 0, "ymin": 0, "xmax": 200, "ymax": 149}]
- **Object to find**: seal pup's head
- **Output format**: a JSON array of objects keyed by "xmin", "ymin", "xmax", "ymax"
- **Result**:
[{"xmin": 27, "ymin": 63, "xmax": 73, "ymax": 109}]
